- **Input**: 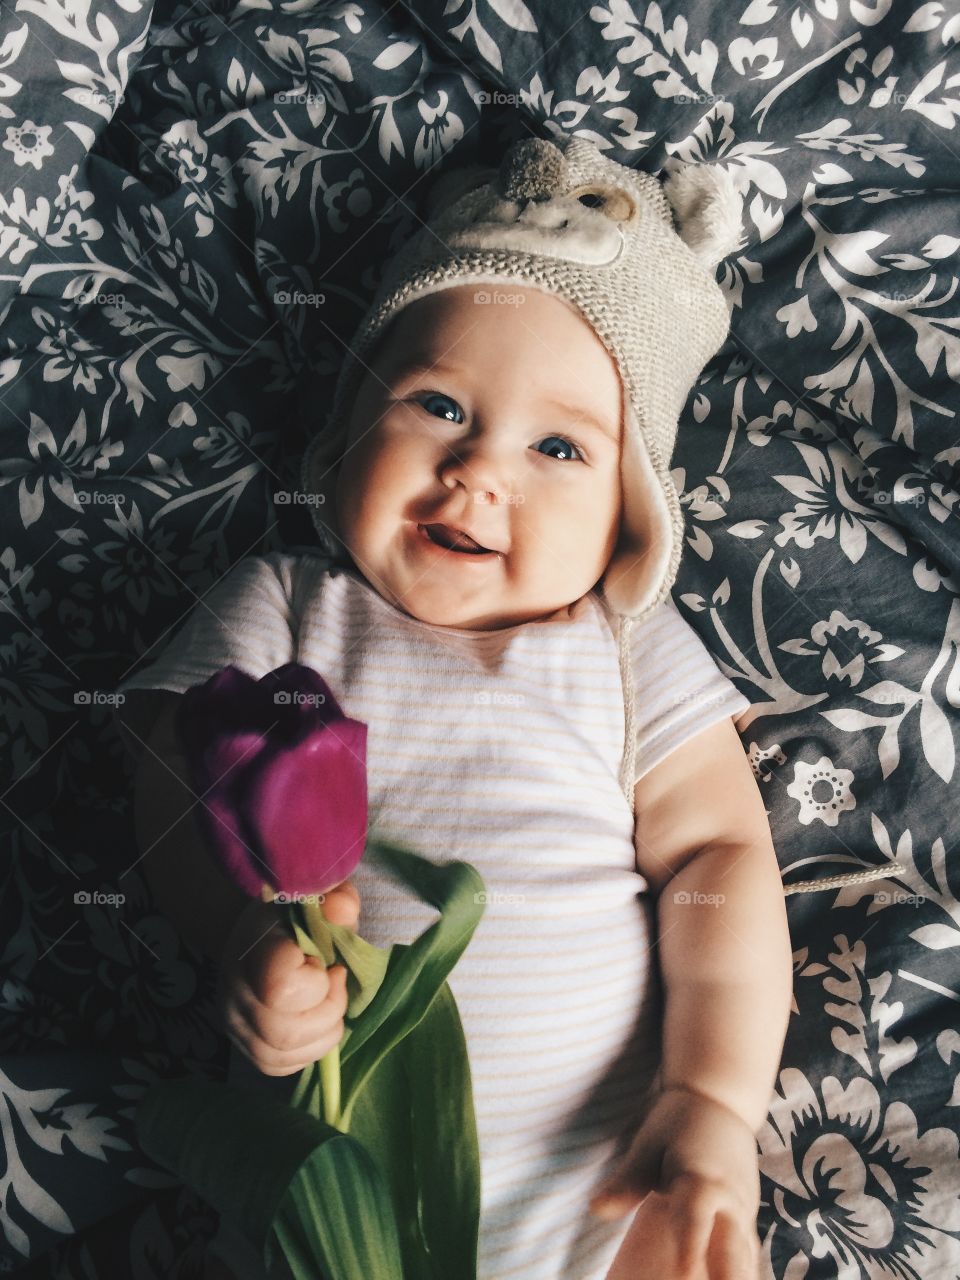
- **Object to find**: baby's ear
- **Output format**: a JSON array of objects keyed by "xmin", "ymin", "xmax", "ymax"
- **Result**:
[
  {"xmin": 423, "ymin": 163, "xmax": 497, "ymax": 220},
  {"xmin": 661, "ymin": 163, "xmax": 745, "ymax": 270}
]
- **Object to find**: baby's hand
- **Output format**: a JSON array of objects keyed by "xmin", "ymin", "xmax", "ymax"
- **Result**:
[
  {"xmin": 590, "ymin": 1086, "xmax": 761, "ymax": 1280},
  {"xmin": 216, "ymin": 881, "xmax": 361, "ymax": 1077}
]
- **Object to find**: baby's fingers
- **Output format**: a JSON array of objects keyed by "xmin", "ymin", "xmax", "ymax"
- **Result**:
[
  {"xmin": 230, "ymin": 1015, "xmax": 345, "ymax": 1077},
  {"xmin": 706, "ymin": 1211, "xmax": 760, "ymax": 1280},
  {"xmin": 666, "ymin": 1175, "xmax": 758, "ymax": 1280},
  {"xmin": 227, "ymin": 966, "xmax": 350, "ymax": 1075},
  {"xmin": 240, "ymin": 927, "xmax": 329, "ymax": 1011},
  {"xmin": 667, "ymin": 1176, "xmax": 717, "ymax": 1276},
  {"xmin": 320, "ymin": 879, "xmax": 360, "ymax": 929}
]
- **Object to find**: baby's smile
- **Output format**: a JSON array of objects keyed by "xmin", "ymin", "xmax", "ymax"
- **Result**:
[
  {"xmin": 417, "ymin": 522, "xmax": 502, "ymax": 555},
  {"xmin": 333, "ymin": 284, "xmax": 625, "ymax": 633}
]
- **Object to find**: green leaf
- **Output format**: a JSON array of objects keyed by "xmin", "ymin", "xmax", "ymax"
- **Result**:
[
  {"xmin": 272, "ymin": 1127, "xmax": 405, "ymax": 1280},
  {"xmin": 403, "ymin": 983, "xmax": 480, "ymax": 1279},
  {"xmin": 347, "ymin": 982, "xmax": 481, "ymax": 1280},
  {"xmin": 325, "ymin": 918, "xmax": 391, "ymax": 1020},
  {"xmin": 136, "ymin": 1078, "xmax": 403, "ymax": 1279},
  {"xmin": 289, "ymin": 1059, "xmax": 321, "ymax": 1116},
  {"xmin": 293, "ymin": 909, "xmax": 333, "ymax": 965},
  {"xmin": 342, "ymin": 1021, "xmax": 432, "ymax": 1280},
  {"xmin": 336, "ymin": 839, "xmax": 486, "ymax": 1126}
]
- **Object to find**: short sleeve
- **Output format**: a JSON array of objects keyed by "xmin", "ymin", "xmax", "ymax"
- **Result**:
[
  {"xmin": 629, "ymin": 597, "xmax": 751, "ymax": 784},
  {"xmin": 113, "ymin": 554, "xmax": 298, "ymax": 698}
]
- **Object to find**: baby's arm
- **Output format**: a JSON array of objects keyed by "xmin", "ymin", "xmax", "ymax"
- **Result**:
[
  {"xmin": 123, "ymin": 693, "xmax": 357, "ymax": 1075},
  {"xmin": 633, "ymin": 713, "xmax": 793, "ymax": 1130},
  {"xmin": 592, "ymin": 713, "xmax": 793, "ymax": 1276}
]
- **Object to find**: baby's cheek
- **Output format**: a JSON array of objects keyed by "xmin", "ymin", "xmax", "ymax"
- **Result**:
[
  {"xmin": 340, "ymin": 434, "xmax": 423, "ymax": 540},
  {"xmin": 377, "ymin": 426, "xmax": 448, "ymax": 487},
  {"xmin": 562, "ymin": 482, "xmax": 617, "ymax": 543},
  {"xmin": 338, "ymin": 425, "xmax": 392, "ymax": 497}
]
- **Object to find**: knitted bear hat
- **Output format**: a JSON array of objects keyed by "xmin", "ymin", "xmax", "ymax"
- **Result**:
[{"xmin": 300, "ymin": 135, "xmax": 744, "ymax": 807}]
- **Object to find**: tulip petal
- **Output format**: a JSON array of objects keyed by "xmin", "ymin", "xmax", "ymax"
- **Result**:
[
  {"xmin": 176, "ymin": 668, "xmax": 274, "ymax": 772},
  {"xmin": 200, "ymin": 792, "xmax": 271, "ymax": 899},
  {"xmin": 260, "ymin": 663, "xmax": 346, "ymax": 727},
  {"xmin": 248, "ymin": 720, "xmax": 368, "ymax": 896},
  {"xmin": 203, "ymin": 732, "xmax": 269, "ymax": 781},
  {"xmin": 174, "ymin": 663, "xmax": 370, "ymax": 900}
]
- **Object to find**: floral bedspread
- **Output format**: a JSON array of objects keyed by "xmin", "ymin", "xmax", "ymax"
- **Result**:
[{"xmin": 1, "ymin": 0, "xmax": 958, "ymax": 1276}]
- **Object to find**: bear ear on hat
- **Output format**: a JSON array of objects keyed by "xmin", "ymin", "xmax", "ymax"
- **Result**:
[
  {"xmin": 660, "ymin": 162, "xmax": 745, "ymax": 271},
  {"xmin": 423, "ymin": 163, "xmax": 497, "ymax": 220}
]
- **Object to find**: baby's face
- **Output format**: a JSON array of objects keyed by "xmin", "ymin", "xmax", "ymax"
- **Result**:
[{"xmin": 334, "ymin": 285, "xmax": 623, "ymax": 631}]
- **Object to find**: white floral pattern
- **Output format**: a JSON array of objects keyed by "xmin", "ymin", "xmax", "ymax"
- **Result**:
[
  {"xmin": 2, "ymin": 121, "xmax": 55, "ymax": 170},
  {"xmin": 0, "ymin": 0, "xmax": 958, "ymax": 1275},
  {"xmin": 758, "ymin": 1070, "xmax": 960, "ymax": 1278}
]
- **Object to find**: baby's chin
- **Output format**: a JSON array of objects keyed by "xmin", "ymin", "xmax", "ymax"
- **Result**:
[
  {"xmin": 385, "ymin": 583, "xmax": 520, "ymax": 632},
  {"xmin": 339, "ymin": 531, "xmax": 603, "ymax": 628},
  {"xmin": 375, "ymin": 573, "xmax": 589, "ymax": 632}
]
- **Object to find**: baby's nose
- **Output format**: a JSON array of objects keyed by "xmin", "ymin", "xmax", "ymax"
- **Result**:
[
  {"xmin": 450, "ymin": 442, "xmax": 519, "ymax": 496},
  {"xmin": 465, "ymin": 470, "xmax": 512, "ymax": 507},
  {"xmin": 443, "ymin": 444, "xmax": 516, "ymax": 507}
]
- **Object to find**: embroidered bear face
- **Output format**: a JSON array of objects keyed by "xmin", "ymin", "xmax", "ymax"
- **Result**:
[
  {"xmin": 421, "ymin": 136, "xmax": 743, "ymax": 272},
  {"xmin": 422, "ymin": 137, "xmax": 659, "ymax": 267}
]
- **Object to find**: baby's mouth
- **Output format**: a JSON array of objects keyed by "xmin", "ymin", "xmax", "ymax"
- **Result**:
[{"xmin": 419, "ymin": 523, "xmax": 496, "ymax": 555}]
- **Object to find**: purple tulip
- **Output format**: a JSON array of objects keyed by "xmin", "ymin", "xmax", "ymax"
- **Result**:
[{"xmin": 174, "ymin": 663, "xmax": 368, "ymax": 898}]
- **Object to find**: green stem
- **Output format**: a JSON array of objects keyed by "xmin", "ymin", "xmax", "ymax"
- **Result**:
[
  {"xmin": 289, "ymin": 1061, "xmax": 312, "ymax": 1112},
  {"xmin": 320, "ymin": 1043, "xmax": 341, "ymax": 1129}
]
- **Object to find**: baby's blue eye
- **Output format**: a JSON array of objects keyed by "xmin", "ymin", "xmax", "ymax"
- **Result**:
[
  {"xmin": 419, "ymin": 392, "xmax": 462, "ymax": 423},
  {"xmin": 415, "ymin": 393, "xmax": 585, "ymax": 463},
  {"xmin": 536, "ymin": 435, "xmax": 585, "ymax": 463}
]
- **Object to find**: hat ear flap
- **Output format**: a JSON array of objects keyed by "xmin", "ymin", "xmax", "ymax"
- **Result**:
[
  {"xmin": 423, "ymin": 164, "xmax": 497, "ymax": 219},
  {"xmin": 661, "ymin": 163, "xmax": 745, "ymax": 271}
]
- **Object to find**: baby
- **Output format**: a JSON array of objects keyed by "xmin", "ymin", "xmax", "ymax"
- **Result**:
[{"xmin": 117, "ymin": 136, "xmax": 794, "ymax": 1280}]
